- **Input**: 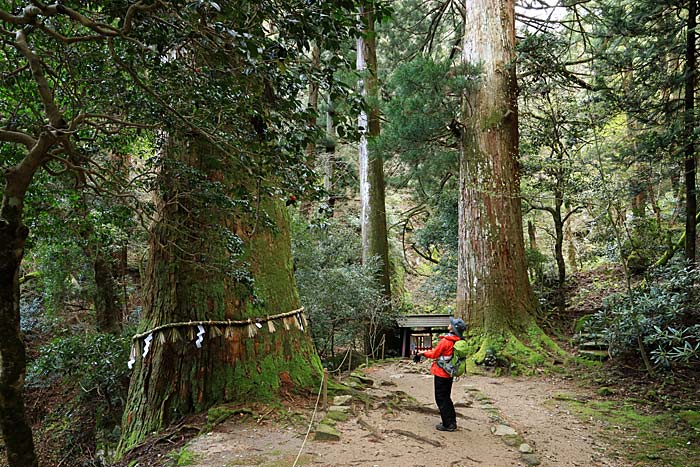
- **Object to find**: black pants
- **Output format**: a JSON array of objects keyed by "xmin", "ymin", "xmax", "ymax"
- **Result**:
[{"xmin": 434, "ymin": 375, "xmax": 456, "ymax": 427}]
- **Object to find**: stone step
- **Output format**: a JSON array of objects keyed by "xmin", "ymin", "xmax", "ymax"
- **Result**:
[
  {"xmin": 578, "ymin": 349, "xmax": 608, "ymax": 361},
  {"xmin": 574, "ymin": 332, "xmax": 604, "ymax": 341},
  {"xmin": 579, "ymin": 341, "xmax": 608, "ymax": 351}
]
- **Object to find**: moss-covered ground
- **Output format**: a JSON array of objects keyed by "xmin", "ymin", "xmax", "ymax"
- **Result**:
[{"xmin": 557, "ymin": 397, "xmax": 700, "ymax": 467}]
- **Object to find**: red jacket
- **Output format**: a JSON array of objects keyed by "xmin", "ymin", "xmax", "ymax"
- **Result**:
[{"xmin": 423, "ymin": 334, "xmax": 460, "ymax": 378}]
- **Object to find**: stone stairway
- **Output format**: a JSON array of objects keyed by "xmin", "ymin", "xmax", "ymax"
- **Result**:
[{"xmin": 574, "ymin": 333, "xmax": 609, "ymax": 360}]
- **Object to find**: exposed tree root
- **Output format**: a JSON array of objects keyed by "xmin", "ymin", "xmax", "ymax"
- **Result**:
[
  {"xmin": 392, "ymin": 429, "xmax": 443, "ymax": 447},
  {"xmin": 464, "ymin": 323, "xmax": 568, "ymax": 374},
  {"xmin": 357, "ymin": 417, "xmax": 384, "ymax": 440}
]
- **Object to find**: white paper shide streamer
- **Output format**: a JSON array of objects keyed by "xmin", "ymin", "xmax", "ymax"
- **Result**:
[
  {"xmin": 127, "ymin": 308, "xmax": 306, "ymax": 369},
  {"xmin": 127, "ymin": 346, "xmax": 137, "ymax": 369},
  {"xmin": 195, "ymin": 324, "xmax": 205, "ymax": 348},
  {"xmin": 142, "ymin": 333, "xmax": 153, "ymax": 358}
]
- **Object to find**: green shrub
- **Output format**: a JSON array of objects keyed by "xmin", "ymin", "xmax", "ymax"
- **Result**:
[
  {"xmin": 28, "ymin": 332, "xmax": 131, "ymax": 404},
  {"xmin": 588, "ymin": 261, "xmax": 700, "ymax": 368},
  {"xmin": 30, "ymin": 239, "xmax": 93, "ymax": 315},
  {"xmin": 292, "ymin": 216, "xmax": 396, "ymax": 360},
  {"xmin": 20, "ymin": 295, "xmax": 56, "ymax": 333}
]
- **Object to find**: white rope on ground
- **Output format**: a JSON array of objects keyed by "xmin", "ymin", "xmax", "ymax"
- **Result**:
[{"xmin": 292, "ymin": 370, "xmax": 325, "ymax": 467}]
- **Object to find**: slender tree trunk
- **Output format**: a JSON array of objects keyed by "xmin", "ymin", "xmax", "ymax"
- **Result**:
[
  {"xmin": 93, "ymin": 252, "xmax": 121, "ymax": 333},
  {"xmin": 553, "ymin": 202, "xmax": 566, "ymax": 286},
  {"xmin": 565, "ymin": 218, "xmax": 578, "ymax": 274},
  {"xmin": 0, "ymin": 136, "xmax": 51, "ymax": 467},
  {"xmin": 114, "ymin": 244, "xmax": 129, "ymax": 319},
  {"xmin": 307, "ymin": 44, "xmax": 321, "ymax": 157},
  {"xmin": 685, "ymin": 0, "xmax": 697, "ymax": 264},
  {"xmin": 300, "ymin": 44, "xmax": 322, "ymax": 217},
  {"xmin": 527, "ymin": 220, "xmax": 537, "ymax": 250},
  {"xmin": 457, "ymin": 0, "xmax": 538, "ymax": 332},
  {"xmin": 357, "ymin": 1, "xmax": 391, "ymax": 300},
  {"xmin": 623, "ymin": 72, "xmax": 648, "ymax": 229},
  {"xmin": 118, "ymin": 134, "xmax": 320, "ymax": 452},
  {"xmin": 324, "ymin": 99, "xmax": 336, "ymax": 217}
]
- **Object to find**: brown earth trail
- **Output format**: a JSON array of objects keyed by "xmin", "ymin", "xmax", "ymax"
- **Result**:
[{"xmin": 185, "ymin": 361, "xmax": 629, "ymax": 467}]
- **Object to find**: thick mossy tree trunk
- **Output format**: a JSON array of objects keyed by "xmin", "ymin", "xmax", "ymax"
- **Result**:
[
  {"xmin": 118, "ymin": 134, "xmax": 321, "ymax": 452},
  {"xmin": 457, "ymin": 0, "xmax": 561, "ymax": 366}
]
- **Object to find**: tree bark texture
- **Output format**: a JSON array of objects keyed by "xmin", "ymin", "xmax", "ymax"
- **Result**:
[
  {"xmin": 527, "ymin": 220, "xmax": 537, "ymax": 250},
  {"xmin": 0, "ymin": 230, "xmax": 38, "ymax": 467},
  {"xmin": 307, "ymin": 44, "xmax": 321, "ymax": 161},
  {"xmin": 0, "ymin": 136, "xmax": 51, "ymax": 467},
  {"xmin": 118, "ymin": 135, "xmax": 321, "ymax": 452},
  {"xmin": 685, "ymin": 0, "xmax": 697, "ymax": 264},
  {"xmin": 457, "ymin": 0, "xmax": 537, "ymax": 331},
  {"xmin": 93, "ymin": 252, "xmax": 121, "ymax": 333},
  {"xmin": 565, "ymin": 219, "xmax": 578, "ymax": 274},
  {"xmin": 552, "ymin": 204, "xmax": 566, "ymax": 286},
  {"xmin": 358, "ymin": 1, "xmax": 391, "ymax": 299},
  {"xmin": 324, "ymin": 100, "xmax": 336, "ymax": 217}
]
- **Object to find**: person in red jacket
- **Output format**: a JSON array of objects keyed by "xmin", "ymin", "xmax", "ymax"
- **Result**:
[{"xmin": 418, "ymin": 317, "xmax": 467, "ymax": 431}]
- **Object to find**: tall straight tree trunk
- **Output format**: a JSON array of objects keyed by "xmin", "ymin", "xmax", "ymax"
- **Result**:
[
  {"xmin": 324, "ymin": 99, "xmax": 337, "ymax": 217},
  {"xmin": 93, "ymin": 252, "xmax": 121, "ymax": 333},
  {"xmin": 307, "ymin": 44, "xmax": 321, "ymax": 156},
  {"xmin": 457, "ymin": 0, "xmax": 538, "ymax": 335},
  {"xmin": 357, "ymin": 1, "xmax": 391, "ymax": 300},
  {"xmin": 118, "ymin": 134, "xmax": 321, "ymax": 452},
  {"xmin": 565, "ymin": 213, "xmax": 578, "ymax": 274},
  {"xmin": 527, "ymin": 220, "xmax": 537, "ymax": 250},
  {"xmin": 685, "ymin": 0, "xmax": 697, "ymax": 264},
  {"xmin": 553, "ymin": 194, "xmax": 566, "ymax": 286},
  {"xmin": 300, "ymin": 44, "xmax": 322, "ymax": 217}
]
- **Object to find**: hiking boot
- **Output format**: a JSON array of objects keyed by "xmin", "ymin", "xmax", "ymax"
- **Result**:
[{"xmin": 436, "ymin": 423, "xmax": 457, "ymax": 432}]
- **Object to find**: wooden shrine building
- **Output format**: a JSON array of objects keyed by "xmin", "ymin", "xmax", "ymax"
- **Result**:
[{"xmin": 396, "ymin": 314, "xmax": 452, "ymax": 358}]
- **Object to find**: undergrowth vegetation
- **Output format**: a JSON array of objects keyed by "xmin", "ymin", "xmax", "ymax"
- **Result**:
[
  {"xmin": 27, "ymin": 332, "xmax": 131, "ymax": 403},
  {"xmin": 292, "ymin": 216, "xmax": 398, "ymax": 361},
  {"xmin": 588, "ymin": 261, "xmax": 700, "ymax": 370}
]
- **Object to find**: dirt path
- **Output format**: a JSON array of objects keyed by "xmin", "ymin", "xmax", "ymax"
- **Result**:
[{"xmin": 187, "ymin": 361, "xmax": 630, "ymax": 467}]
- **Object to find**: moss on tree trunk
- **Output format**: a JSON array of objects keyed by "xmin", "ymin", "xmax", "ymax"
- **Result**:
[
  {"xmin": 456, "ymin": 0, "xmax": 562, "ymax": 368},
  {"xmin": 118, "ymin": 135, "xmax": 321, "ymax": 453}
]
